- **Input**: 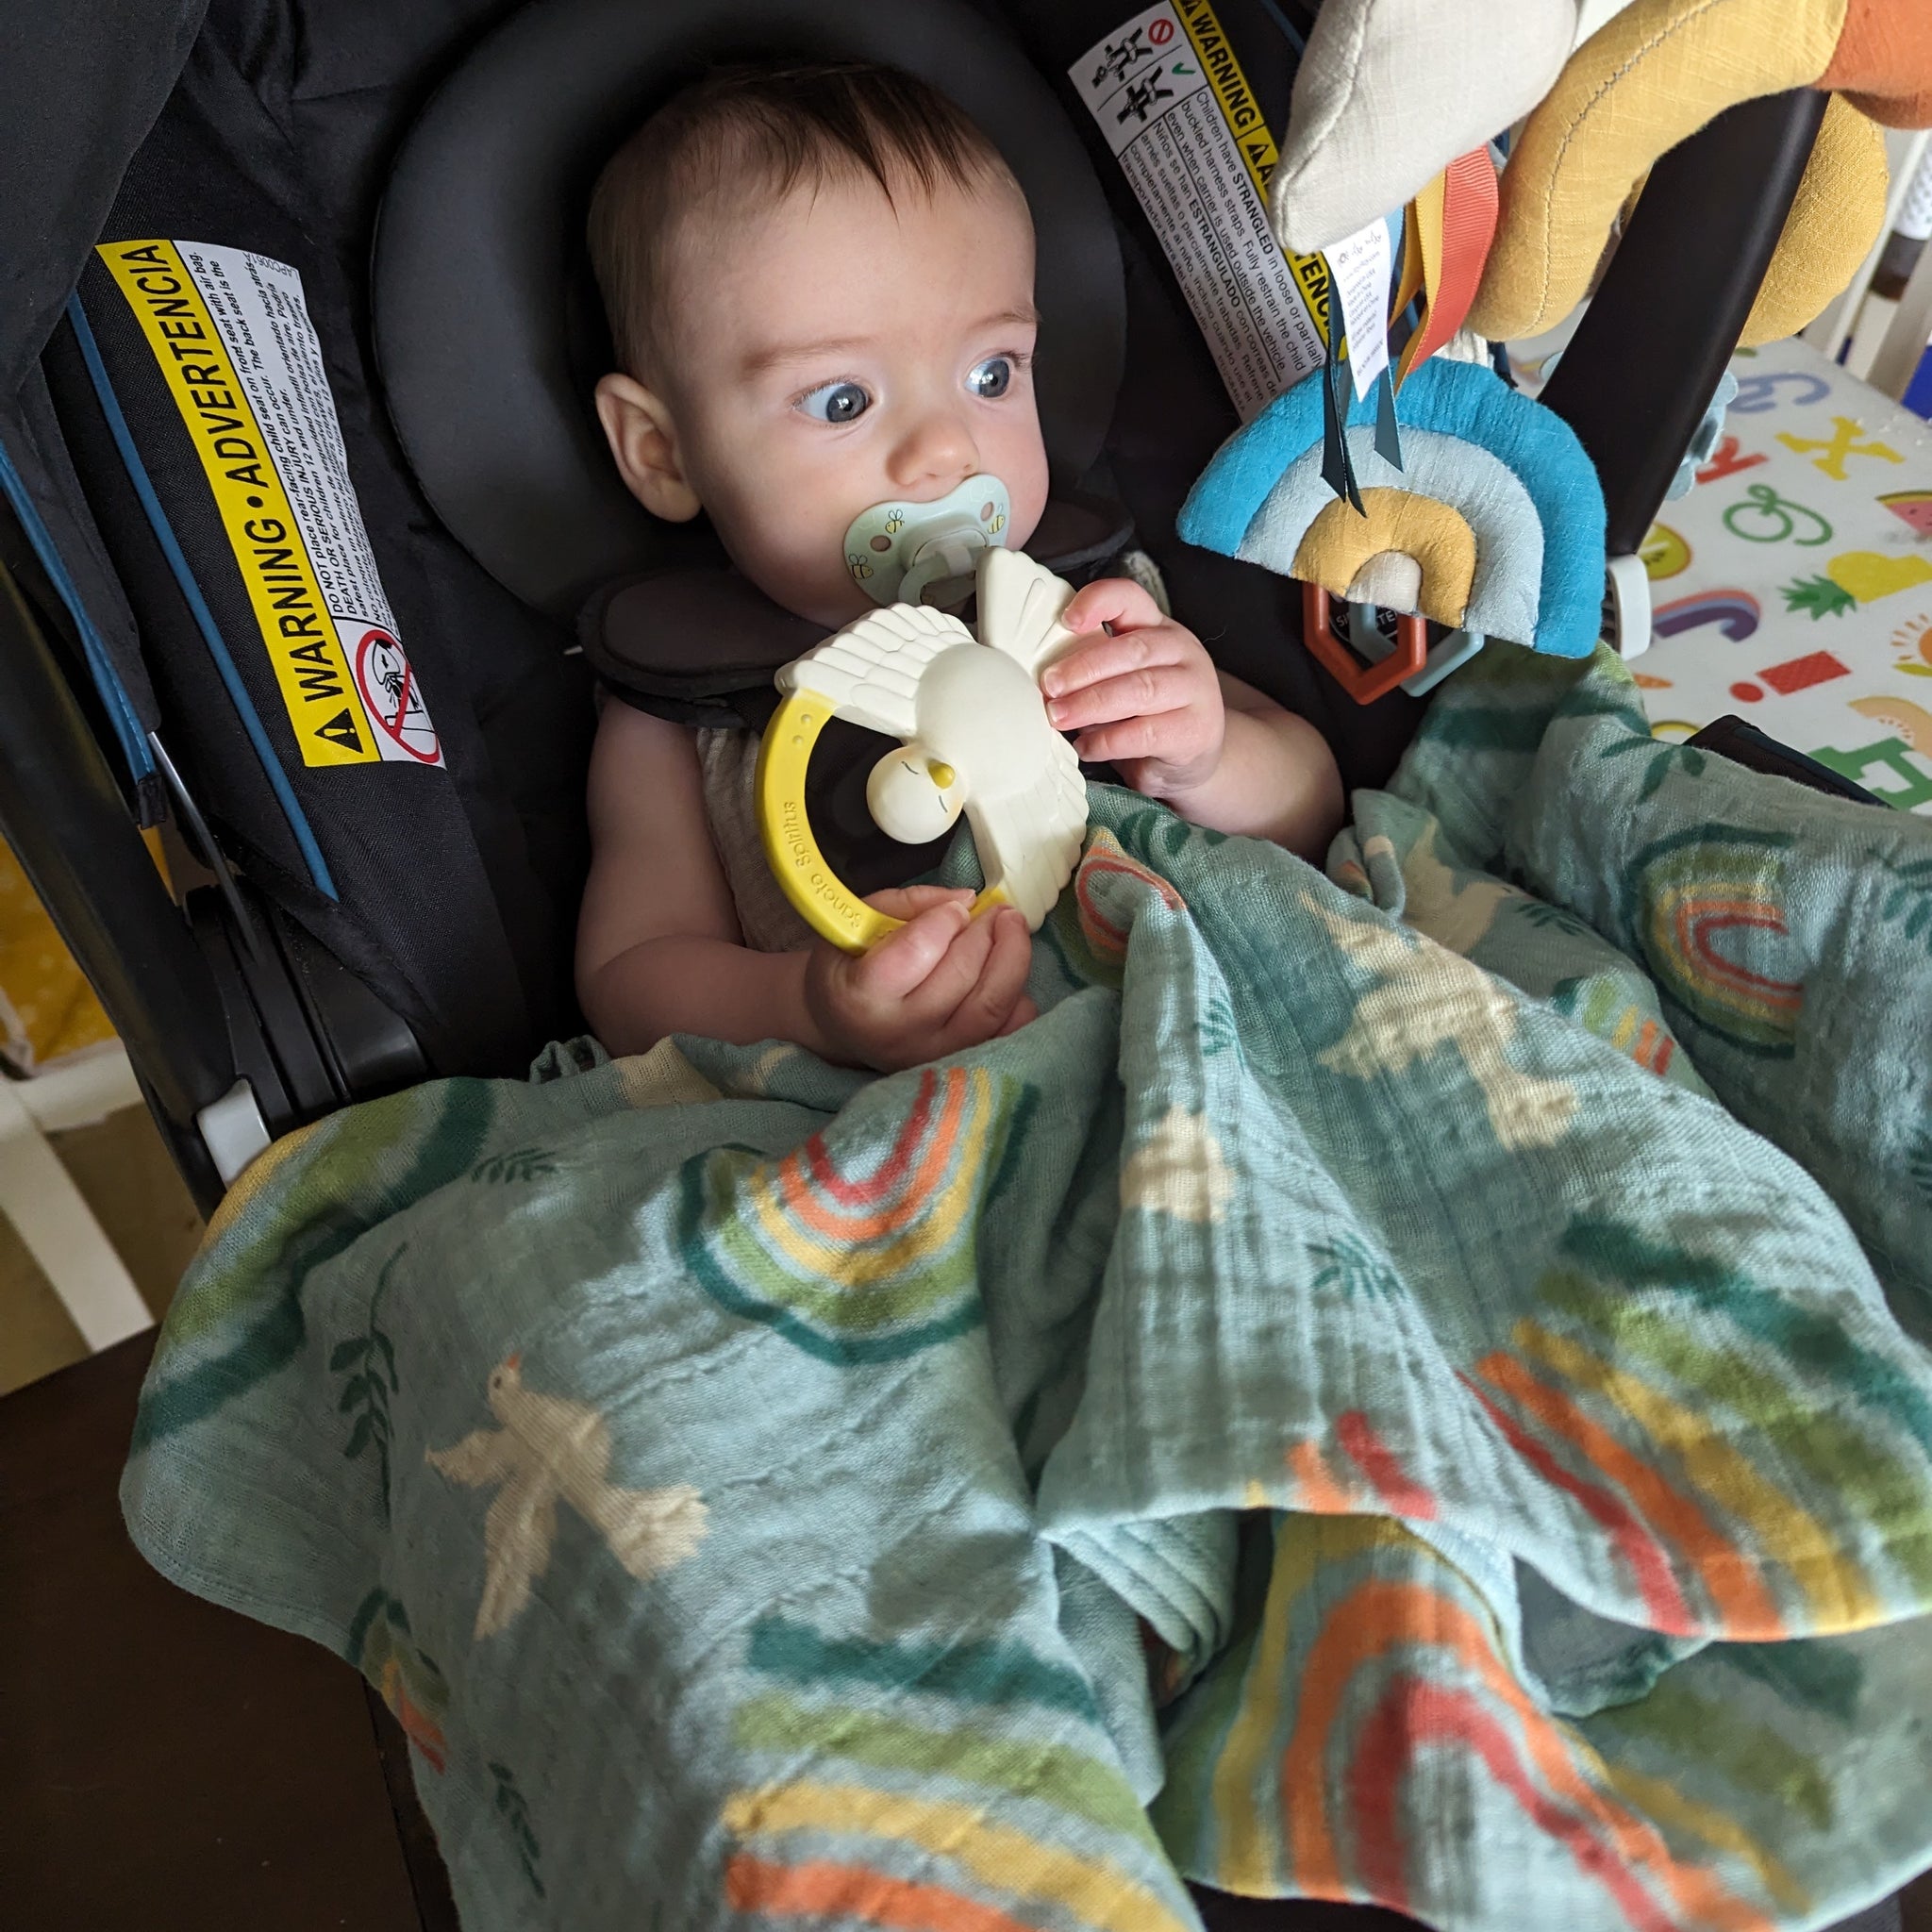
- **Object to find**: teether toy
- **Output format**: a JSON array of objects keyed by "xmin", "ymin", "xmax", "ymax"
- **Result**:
[{"xmin": 758, "ymin": 548, "xmax": 1091, "ymax": 952}]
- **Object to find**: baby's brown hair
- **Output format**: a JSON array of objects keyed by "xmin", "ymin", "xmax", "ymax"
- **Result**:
[{"xmin": 588, "ymin": 59, "xmax": 1021, "ymax": 381}]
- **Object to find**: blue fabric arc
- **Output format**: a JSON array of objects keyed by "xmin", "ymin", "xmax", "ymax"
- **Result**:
[
  {"xmin": 1177, "ymin": 357, "xmax": 1608, "ymax": 658},
  {"xmin": 65, "ymin": 293, "xmax": 338, "ymax": 901}
]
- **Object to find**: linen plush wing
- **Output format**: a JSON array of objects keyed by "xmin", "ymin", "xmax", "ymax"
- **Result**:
[{"xmin": 774, "ymin": 603, "xmax": 974, "ymax": 741}]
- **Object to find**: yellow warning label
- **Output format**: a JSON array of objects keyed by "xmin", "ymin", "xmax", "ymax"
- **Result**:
[
  {"xmin": 1287, "ymin": 251, "xmax": 1334, "ymax": 348},
  {"xmin": 97, "ymin": 241, "xmax": 376, "ymax": 766},
  {"xmin": 1174, "ymin": 0, "xmax": 1275, "ymax": 196},
  {"xmin": 1172, "ymin": 0, "xmax": 1332, "ymax": 343}
]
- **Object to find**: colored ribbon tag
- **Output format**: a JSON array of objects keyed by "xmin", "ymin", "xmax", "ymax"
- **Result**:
[
  {"xmin": 1392, "ymin": 204, "xmax": 1425, "ymax": 337},
  {"xmin": 1396, "ymin": 147, "xmax": 1500, "ymax": 386},
  {"xmin": 1321, "ymin": 325, "xmax": 1365, "ymax": 514},
  {"xmin": 1374, "ymin": 368, "xmax": 1404, "ymax": 472}
]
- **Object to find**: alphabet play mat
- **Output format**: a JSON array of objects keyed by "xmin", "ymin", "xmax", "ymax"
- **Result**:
[{"xmin": 1617, "ymin": 338, "xmax": 1932, "ymax": 813}]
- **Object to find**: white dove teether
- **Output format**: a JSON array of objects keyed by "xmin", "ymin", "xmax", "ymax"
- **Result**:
[{"xmin": 757, "ymin": 548, "xmax": 1091, "ymax": 953}]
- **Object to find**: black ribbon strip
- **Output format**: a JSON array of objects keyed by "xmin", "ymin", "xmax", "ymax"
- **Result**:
[{"xmin": 1321, "ymin": 324, "xmax": 1365, "ymax": 514}]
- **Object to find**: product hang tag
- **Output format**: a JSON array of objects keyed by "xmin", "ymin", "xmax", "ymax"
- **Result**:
[{"xmin": 1322, "ymin": 219, "xmax": 1392, "ymax": 402}]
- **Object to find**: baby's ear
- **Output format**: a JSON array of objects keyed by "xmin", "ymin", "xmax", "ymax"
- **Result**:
[{"xmin": 594, "ymin": 373, "xmax": 702, "ymax": 523}]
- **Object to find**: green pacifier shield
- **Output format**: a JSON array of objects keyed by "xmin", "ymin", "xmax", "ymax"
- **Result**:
[{"xmin": 843, "ymin": 475, "xmax": 1011, "ymax": 606}]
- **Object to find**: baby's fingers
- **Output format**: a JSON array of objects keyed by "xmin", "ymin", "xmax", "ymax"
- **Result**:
[
  {"xmin": 1058, "ymin": 575, "xmax": 1165, "ymax": 643},
  {"xmin": 995, "ymin": 994, "xmax": 1039, "ymax": 1038},
  {"xmin": 1047, "ymin": 661, "xmax": 1196, "ymax": 733},
  {"xmin": 865, "ymin": 884, "xmax": 975, "ymax": 922},
  {"xmin": 935, "ymin": 908, "xmax": 1034, "ymax": 1050},
  {"xmin": 855, "ymin": 895, "xmax": 974, "ymax": 1000},
  {"xmin": 1041, "ymin": 625, "xmax": 1183, "ymax": 703},
  {"xmin": 896, "ymin": 903, "xmax": 1001, "ymax": 1022},
  {"xmin": 1074, "ymin": 702, "xmax": 1225, "ymax": 767}
]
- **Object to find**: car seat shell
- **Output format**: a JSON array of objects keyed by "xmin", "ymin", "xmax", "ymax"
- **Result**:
[{"xmin": 374, "ymin": 0, "xmax": 1128, "ymax": 622}]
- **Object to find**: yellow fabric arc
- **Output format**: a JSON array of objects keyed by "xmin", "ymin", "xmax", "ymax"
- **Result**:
[
  {"xmin": 1469, "ymin": 0, "xmax": 1849, "ymax": 342},
  {"xmin": 1291, "ymin": 491, "xmax": 1478, "ymax": 627},
  {"xmin": 1740, "ymin": 95, "xmax": 1890, "ymax": 347},
  {"xmin": 723, "ymin": 1782, "xmax": 1193, "ymax": 1932}
]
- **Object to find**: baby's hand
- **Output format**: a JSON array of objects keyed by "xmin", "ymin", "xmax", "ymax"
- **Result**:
[
  {"xmin": 803, "ymin": 886, "xmax": 1037, "ymax": 1072},
  {"xmin": 1045, "ymin": 578, "xmax": 1225, "ymax": 800}
]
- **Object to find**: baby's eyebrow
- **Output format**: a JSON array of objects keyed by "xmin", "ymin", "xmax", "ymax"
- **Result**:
[
  {"xmin": 740, "ymin": 333, "xmax": 877, "ymax": 378},
  {"xmin": 976, "ymin": 305, "xmax": 1041, "ymax": 334},
  {"xmin": 741, "ymin": 308, "xmax": 1041, "ymax": 379}
]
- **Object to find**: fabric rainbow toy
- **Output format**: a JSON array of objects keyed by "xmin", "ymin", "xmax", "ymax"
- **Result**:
[{"xmin": 1177, "ymin": 357, "xmax": 1607, "ymax": 661}]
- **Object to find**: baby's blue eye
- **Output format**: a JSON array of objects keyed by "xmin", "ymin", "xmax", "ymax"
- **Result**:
[
  {"xmin": 798, "ymin": 380, "xmax": 871, "ymax": 424},
  {"xmin": 967, "ymin": 356, "xmax": 1013, "ymax": 400}
]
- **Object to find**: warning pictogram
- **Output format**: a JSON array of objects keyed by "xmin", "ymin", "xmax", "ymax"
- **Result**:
[
  {"xmin": 355, "ymin": 628, "xmax": 442, "ymax": 767},
  {"xmin": 1149, "ymin": 15, "xmax": 1174, "ymax": 41},
  {"xmin": 314, "ymin": 708, "xmax": 365, "ymax": 755}
]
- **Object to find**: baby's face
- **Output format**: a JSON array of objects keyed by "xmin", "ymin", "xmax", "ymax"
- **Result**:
[{"xmin": 604, "ymin": 170, "xmax": 1049, "ymax": 628}]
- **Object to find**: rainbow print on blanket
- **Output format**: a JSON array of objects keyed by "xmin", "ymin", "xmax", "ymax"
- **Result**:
[
  {"xmin": 121, "ymin": 648, "xmax": 1932, "ymax": 1932},
  {"xmin": 678, "ymin": 1064, "xmax": 1027, "ymax": 1363}
]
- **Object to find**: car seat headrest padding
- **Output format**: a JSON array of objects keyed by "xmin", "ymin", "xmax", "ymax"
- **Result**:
[
  {"xmin": 375, "ymin": 0, "xmax": 1126, "ymax": 625},
  {"xmin": 579, "ymin": 489, "xmax": 1134, "ymax": 731}
]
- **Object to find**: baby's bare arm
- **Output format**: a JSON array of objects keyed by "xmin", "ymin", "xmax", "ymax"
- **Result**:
[
  {"xmin": 1162, "ymin": 673, "xmax": 1344, "ymax": 861},
  {"xmin": 575, "ymin": 706, "xmax": 1036, "ymax": 1067},
  {"xmin": 576, "ymin": 704, "xmax": 818, "ymax": 1057}
]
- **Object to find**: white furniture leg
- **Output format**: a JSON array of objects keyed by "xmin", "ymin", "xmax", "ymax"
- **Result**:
[
  {"xmin": 1869, "ymin": 229, "xmax": 1932, "ymax": 402},
  {"xmin": 1802, "ymin": 129, "xmax": 1930, "ymax": 367},
  {"xmin": 0, "ymin": 1058, "xmax": 153, "ymax": 1352}
]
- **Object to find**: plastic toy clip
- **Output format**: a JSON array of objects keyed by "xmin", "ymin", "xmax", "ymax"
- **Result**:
[
  {"xmin": 1302, "ymin": 583, "xmax": 1429, "ymax": 703},
  {"xmin": 1301, "ymin": 585, "xmax": 1488, "ymax": 704}
]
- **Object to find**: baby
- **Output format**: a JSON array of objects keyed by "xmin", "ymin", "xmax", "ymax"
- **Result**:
[{"xmin": 577, "ymin": 59, "xmax": 1343, "ymax": 1071}]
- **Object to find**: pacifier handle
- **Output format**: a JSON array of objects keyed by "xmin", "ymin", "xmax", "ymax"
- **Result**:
[
  {"xmin": 756, "ymin": 689, "xmax": 1008, "ymax": 955},
  {"xmin": 900, "ymin": 535, "xmax": 985, "ymax": 608}
]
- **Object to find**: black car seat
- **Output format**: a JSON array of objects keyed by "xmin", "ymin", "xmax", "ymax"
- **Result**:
[{"xmin": 0, "ymin": 0, "xmax": 1831, "ymax": 1215}]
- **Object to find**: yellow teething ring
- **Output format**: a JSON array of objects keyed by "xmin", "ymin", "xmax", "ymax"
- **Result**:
[{"xmin": 757, "ymin": 689, "xmax": 1005, "ymax": 954}]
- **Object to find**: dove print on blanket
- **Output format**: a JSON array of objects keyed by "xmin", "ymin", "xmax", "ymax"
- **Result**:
[{"xmin": 427, "ymin": 1355, "xmax": 707, "ymax": 1639}]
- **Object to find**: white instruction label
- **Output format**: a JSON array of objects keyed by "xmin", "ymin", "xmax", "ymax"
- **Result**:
[
  {"xmin": 100, "ymin": 239, "xmax": 442, "ymax": 768},
  {"xmin": 1071, "ymin": 0, "xmax": 1329, "ymax": 420},
  {"xmin": 1324, "ymin": 220, "xmax": 1392, "ymax": 398}
]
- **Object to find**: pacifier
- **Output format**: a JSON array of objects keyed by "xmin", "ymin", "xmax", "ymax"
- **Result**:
[{"xmin": 842, "ymin": 474, "xmax": 1010, "ymax": 607}]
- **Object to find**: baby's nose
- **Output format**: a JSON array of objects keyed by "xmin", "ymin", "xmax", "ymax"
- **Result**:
[{"xmin": 889, "ymin": 404, "xmax": 978, "ymax": 491}]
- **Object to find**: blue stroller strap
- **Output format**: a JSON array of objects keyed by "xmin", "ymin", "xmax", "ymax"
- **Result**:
[
  {"xmin": 65, "ymin": 292, "xmax": 339, "ymax": 901},
  {"xmin": 0, "ymin": 418, "xmax": 157, "ymax": 794}
]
